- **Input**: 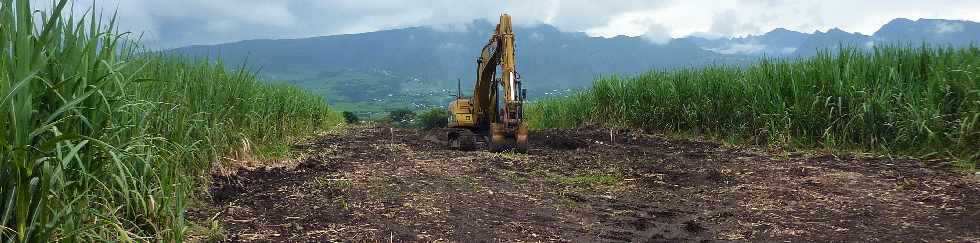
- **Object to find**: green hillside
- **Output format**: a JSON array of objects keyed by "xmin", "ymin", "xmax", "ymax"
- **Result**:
[
  {"xmin": 171, "ymin": 18, "xmax": 980, "ymax": 115},
  {"xmin": 171, "ymin": 21, "xmax": 746, "ymax": 114}
]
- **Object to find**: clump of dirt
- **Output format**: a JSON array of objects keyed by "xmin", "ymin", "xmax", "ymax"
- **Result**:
[
  {"xmin": 188, "ymin": 126, "xmax": 980, "ymax": 242},
  {"xmin": 533, "ymin": 131, "xmax": 589, "ymax": 150}
]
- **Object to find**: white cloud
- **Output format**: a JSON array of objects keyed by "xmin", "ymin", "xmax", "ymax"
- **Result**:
[
  {"xmin": 864, "ymin": 41, "xmax": 876, "ymax": 49},
  {"xmin": 429, "ymin": 22, "xmax": 473, "ymax": 33},
  {"xmin": 585, "ymin": 0, "xmax": 980, "ymax": 39},
  {"xmin": 530, "ymin": 32, "xmax": 544, "ymax": 41},
  {"xmin": 708, "ymin": 10, "xmax": 741, "ymax": 37},
  {"xmin": 642, "ymin": 23, "xmax": 672, "ymax": 44},
  {"xmin": 780, "ymin": 47, "xmax": 798, "ymax": 54},
  {"xmin": 707, "ymin": 43, "xmax": 768, "ymax": 55},
  {"xmin": 32, "ymin": 0, "xmax": 980, "ymax": 48},
  {"xmin": 936, "ymin": 22, "xmax": 965, "ymax": 34},
  {"xmin": 438, "ymin": 42, "xmax": 465, "ymax": 50}
]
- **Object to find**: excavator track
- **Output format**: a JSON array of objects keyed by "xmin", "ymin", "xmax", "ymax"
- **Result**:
[{"xmin": 447, "ymin": 129, "xmax": 478, "ymax": 151}]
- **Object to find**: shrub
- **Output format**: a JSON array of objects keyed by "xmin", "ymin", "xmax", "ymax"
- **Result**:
[
  {"xmin": 389, "ymin": 108, "xmax": 416, "ymax": 126},
  {"xmin": 417, "ymin": 108, "xmax": 450, "ymax": 129},
  {"xmin": 343, "ymin": 111, "xmax": 360, "ymax": 124}
]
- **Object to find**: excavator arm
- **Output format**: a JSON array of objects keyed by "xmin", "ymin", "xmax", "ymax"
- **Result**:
[{"xmin": 472, "ymin": 35, "xmax": 500, "ymax": 124}]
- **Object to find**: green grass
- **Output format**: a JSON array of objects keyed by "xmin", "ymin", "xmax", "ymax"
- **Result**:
[
  {"xmin": 528, "ymin": 46, "xmax": 980, "ymax": 168},
  {"xmin": 1, "ymin": 0, "xmax": 340, "ymax": 241}
]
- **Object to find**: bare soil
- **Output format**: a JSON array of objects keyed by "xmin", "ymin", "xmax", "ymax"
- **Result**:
[{"xmin": 190, "ymin": 126, "xmax": 980, "ymax": 242}]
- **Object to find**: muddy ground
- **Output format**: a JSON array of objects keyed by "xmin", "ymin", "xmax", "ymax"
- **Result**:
[{"xmin": 190, "ymin": 126, "xmax": 979, "ymax": 242}]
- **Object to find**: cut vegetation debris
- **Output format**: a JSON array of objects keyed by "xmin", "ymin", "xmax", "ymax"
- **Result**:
[
  {"xmin": 194, "ymin": 127, "xmax": 979, "ymax": 242},
  {"xmin": 0, "ymin": 0, "xmax": 339, "ymax": 241}
]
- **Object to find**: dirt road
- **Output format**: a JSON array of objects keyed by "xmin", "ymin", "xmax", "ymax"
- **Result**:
[{"xmin": 192, "ymin": 127, "xmax": 979, "ymax": 242}]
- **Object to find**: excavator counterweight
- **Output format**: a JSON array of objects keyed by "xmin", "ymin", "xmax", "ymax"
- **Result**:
[{"xmin": 447, "ymin": 13, "xmax": 528, "ymax": 153}]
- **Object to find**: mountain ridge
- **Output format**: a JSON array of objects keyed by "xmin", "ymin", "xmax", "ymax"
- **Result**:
[
  {"xmin": 169, "ymin": 17, "xmax": 980, "ymax": 113},
  {"xmin": 685, "ymin": 18, "xmax": 979, "ymax": 57}
]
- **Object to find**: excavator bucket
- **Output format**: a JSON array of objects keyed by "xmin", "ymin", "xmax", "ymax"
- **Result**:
[
  {"xmin": 516, "ymin": 122, "xmax": 529, "ymax": 153},
  {"xmin": 489, "ymin": 122, "xmax": 528, "ymax": 153}
]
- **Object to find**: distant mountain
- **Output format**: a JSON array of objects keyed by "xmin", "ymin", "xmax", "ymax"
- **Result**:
[
  {"xmin": 792, "ymin": 28, "xmax": 872, "ymax": 57},
  {"xmin": 875, "ymin": 18, "xmax": 980, "ymax": 46},
  {"xmin": 689, "ymin": 18, "xmax": 979, "ymax": 57},
  {"xmin": 172, "ymin": 20, "xmax": 736, "ymax": 94},
  {"xmin": 684, "ymin": 28, "xmax": 810, "ymax": 56},
  {"xmin": 170, "ymin": 18, "xmax": 980, "ymax": 113}
]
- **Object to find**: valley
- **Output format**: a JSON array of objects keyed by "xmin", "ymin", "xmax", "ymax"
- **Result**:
[{"xmin": 172, "ymin": 18, "xmax": 980, "ymax": 115}]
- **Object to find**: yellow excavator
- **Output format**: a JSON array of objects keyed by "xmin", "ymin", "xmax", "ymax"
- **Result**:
[{"xmin": 447, "ymin": 13, "xmax": 528, "ymax": 153}]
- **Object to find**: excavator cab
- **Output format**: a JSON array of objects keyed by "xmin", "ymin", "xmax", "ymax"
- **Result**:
[{"xmin": 448, "ymin": 98, "xmax": 475, "ymax": 128}]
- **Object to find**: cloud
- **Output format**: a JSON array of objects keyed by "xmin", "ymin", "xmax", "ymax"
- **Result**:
[
  {"xmin": 642, "ymin": 23, "xmax": 672, "ymax": 44},
  {"xmin": 429, "ymin": 22, "xmax": 473, "ymax": 33},
  {"xmin": 706, "ymin": 43, "xmax": 768, "ymax": 55},
  {"xmin": 438, "ymin": 42, "xmax": 465, "ymax": 51},
  {"xmin": 529, "ymin": 32, "xmax": 545, "ymax": 41},
  {"xmin": 864, "ymin": 41, "xmax": 876, "ymax": 49},
  {"xmin": 34, "ymin": 0, "xmax": 980, "ymax": 49},
  {"xmin": 936, "ymin": 22, "xmax": 965, "ymax": 34},
  {"xmin": 50, "ymin": 0, "xmax": 674, "ymax": 48},
  {"xmin": 780, "ymin": 47, "xmax": 798, "ymax": 54},
  {"xmin": 708, "ymin": 10, "xmax": 740, "ymax": 37}
]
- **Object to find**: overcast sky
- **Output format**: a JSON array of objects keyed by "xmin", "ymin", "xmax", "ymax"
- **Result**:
[{"xmin": 45, "ymin": 0, "xmax": 980, "ymax": 49}]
